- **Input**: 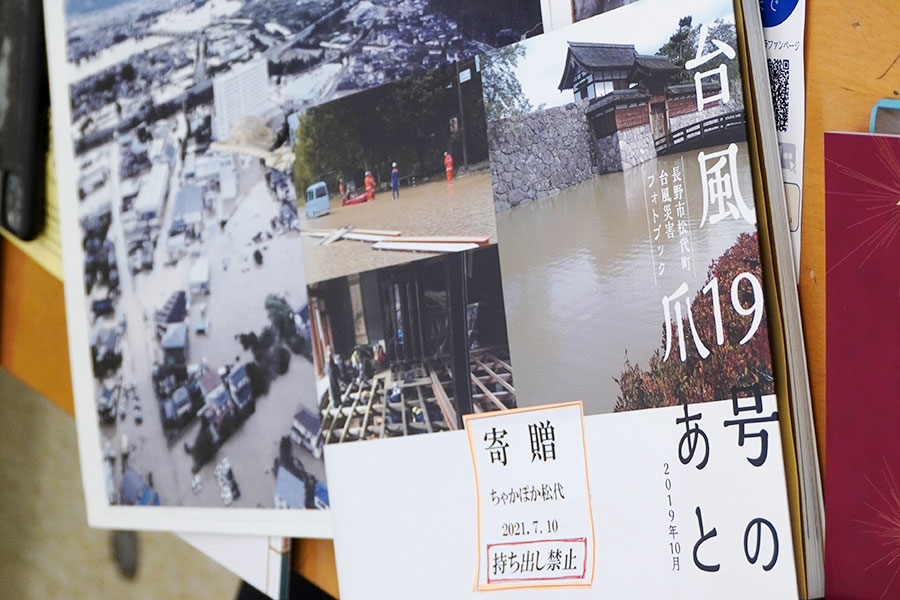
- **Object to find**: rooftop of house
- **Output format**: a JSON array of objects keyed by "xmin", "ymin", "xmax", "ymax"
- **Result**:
[
  {"xmin": 173, "ymin": 185, "xmax": 203, "ymax": 218},
  {"xmin": 274, "ymin": 466, "xmax": 305, "ymax": 509},
  {"xmin": 293, "ymin": 408, "xmax": 322, "ymax": 435},
  {"xmin": 199, "ymin": 370, "xmax": 224, "ymax": 397},
  {"xmin": 160, "ymin": 322, "xmax": 187, "ymax": 350},
  {"xmin": 569, "ymin": 42, "xmax": 637, "ymax": 70},
  {"xmin": 559, "ymin": 41, "xmax": 680, "ymax": 91},
  {"xmin": 631, "ymin": 54, "xmax": 681, "ymax": 76}
]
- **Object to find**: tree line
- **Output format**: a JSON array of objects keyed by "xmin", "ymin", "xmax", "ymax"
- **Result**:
[{"xmin": 292, "ymin": 60, "xmax": 488, "ymax": 195}]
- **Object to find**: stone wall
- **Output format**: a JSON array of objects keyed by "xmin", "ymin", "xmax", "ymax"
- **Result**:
[
  {"xmin": 594, "ymin": 123, "xmax": 657, "ymax": 174},
  {"xmin": 488, "ymin": 103, "xmax": 598, "ymax": 209},
  {"xmin": 595, "ymin": 131, "xmax": 622, "ymax": 175},
  {"xmin": 617, "ymin": 123, "xmax": 656, "ymax": 171},
  {"xmin": 489, "ymin": 93, "xmax": 745, "ymax": 205}
]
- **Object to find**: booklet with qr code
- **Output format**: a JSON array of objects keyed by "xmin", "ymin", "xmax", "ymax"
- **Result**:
[{"xmin": 319, "ymin": 0, "xmax": 815, "ymax": 597}]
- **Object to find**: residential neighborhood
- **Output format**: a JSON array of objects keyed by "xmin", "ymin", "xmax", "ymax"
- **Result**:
[{"xmin": 65, "ymin": 0, "xmax": 541, "ymax": 511}]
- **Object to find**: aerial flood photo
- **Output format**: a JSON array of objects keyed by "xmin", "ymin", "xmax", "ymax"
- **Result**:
[{"xmin": 62, "ymin": 0, "xmax": 542, "ymax": 510}]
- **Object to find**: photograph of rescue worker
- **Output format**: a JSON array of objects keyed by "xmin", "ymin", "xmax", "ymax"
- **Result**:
[
  {"xmin": 391, "ymin": 163, "xmax": 400, "ymax": 199},
  {"xmin": 444, "ymin": 151, "xmax": 454, "ymax": 182},
  {"xmin": 294, "ymin": 57, "xmax": 498, "ymax": 285}
]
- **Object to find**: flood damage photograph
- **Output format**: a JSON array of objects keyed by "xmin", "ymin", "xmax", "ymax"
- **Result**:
[
  {"xmin": 483, "ymin": 0, "xmax": 776, "ymax": 417},
  {"xmin": 306, "ymin": 245, "xmax": 516, "ymax": 444},
  {"xmin": 59, "ymin": 0, "xmax": 542, "ymax": 517},
  {"xmin": 294, "ymin": 57, "xmax": 498, "ymax": 284}
]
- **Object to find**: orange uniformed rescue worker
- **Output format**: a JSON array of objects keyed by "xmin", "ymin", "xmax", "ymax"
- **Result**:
[
  {"xmin": 443, "ymin": 151, "xmax": 454, "ymax": 182},
  {"xmin": 364, "ymin": 171, "xmax": 376, "ymax": 201},
  {"xmin": 338, "ymin": 177, "xmax": 347, "ymax": 202}
]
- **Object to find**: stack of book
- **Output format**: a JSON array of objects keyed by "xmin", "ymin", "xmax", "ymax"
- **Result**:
[{"xmin": 43, "ymin": 0, "xmax": 822, "ymax": 597}]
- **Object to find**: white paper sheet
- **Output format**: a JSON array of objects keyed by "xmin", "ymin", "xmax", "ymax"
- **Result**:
[
  {"xmin": 326, "ymin": 397, "xmax": 798, "ymax": 599},
  {"xmin": 179, "ymin": 533, "xmax": 291, "ymax": 600}
]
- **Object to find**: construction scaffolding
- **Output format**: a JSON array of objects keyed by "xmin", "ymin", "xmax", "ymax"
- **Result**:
[{"xmin": 319, "ymin": 348, "xmax": 515, "ymax": 444}]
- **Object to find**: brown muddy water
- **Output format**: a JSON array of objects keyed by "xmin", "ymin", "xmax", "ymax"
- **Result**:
[
  {"xmin": 495, "ymin": 143, "xmax": 758, "ymax": 415},
  {"xmin": 300, "ymin": 170, "xmax": 496, "ymax": 284}
]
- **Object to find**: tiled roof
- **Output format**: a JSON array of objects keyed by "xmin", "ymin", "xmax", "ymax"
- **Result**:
[
  {"xmin": 586, "ymin": 88, "xmax": 651, "ymax": 113},
  {"xmin": 559, "ymin": 42, "xmax": 637, "ymax": 90},
  {"xmin": 569, "ymin": 42, "xmax": 637, "ymax": 69},
  {"xmin": 632, "ymin": 54, "xmax": 680, "ymax": 72}
]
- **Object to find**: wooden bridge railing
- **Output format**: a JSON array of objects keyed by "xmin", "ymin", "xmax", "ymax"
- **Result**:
[{"xmin": 654, "ymin": 110, "xmax": 747, "ymax": 155}]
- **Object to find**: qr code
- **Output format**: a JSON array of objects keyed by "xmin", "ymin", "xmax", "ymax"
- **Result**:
[{"xmin": 767, "ymin": 58, "xmax": 790, "ymax": 132}]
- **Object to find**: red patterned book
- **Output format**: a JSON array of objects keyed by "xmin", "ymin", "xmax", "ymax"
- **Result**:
[{"xmin": 825, "ymin": 132, "xmax": 900, "ymax": 599}]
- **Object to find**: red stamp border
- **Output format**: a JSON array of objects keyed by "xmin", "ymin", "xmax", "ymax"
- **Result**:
[{"xmin": 485, "ymin": 537, "xmax": 588, "ymax": 583}]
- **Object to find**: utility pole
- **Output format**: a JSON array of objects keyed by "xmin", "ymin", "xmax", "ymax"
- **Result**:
[
  {"xmin": 446, "ymin": 252, "xmax": 472, "ymax": 426},
  {"xmin": 455, "ymin": 60, "xmax": 469, "ymax": 170}
]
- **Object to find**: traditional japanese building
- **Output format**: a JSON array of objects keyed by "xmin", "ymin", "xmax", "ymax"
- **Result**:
[
  {"xmin": 557, "ymin": 42, "xmax": 734, "ymax": 173},
  {"xmin": 487, "ymin": 39, "xmax": 746, "ymax": 208},
  {"xmin": 559, "ymin": 42, "xmax": 687, "ymax": 141},
  {"xmin": 557, "ymin": 43, "xmax": 644, "ymax": 101}
]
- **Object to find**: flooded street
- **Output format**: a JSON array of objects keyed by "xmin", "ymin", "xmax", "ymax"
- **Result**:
[
  {"xmin": 93, "ymin": 147, "xmax": 324, "ymax": 509},
  {"xmin": 496, "ymin": 143, "xmax": 757, "ymax": 415},
  {"xmin": 300, "ymin": 170, "xmax": 496, "ymax": 283}
]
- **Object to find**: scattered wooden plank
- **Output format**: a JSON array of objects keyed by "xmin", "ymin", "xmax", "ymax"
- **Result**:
[
  {"xmin": 324, "ymin": 404, "xmax": 341, "ymax": 443},
  {"xmin": 325, "ymin": 380, "xmax": 355, "ymax": 442},
  {"xmin": 320, "ymin": 225, "xmax": 353, "ymax": 246},
  {"xmin": 358, "ymin": 380, "xmax": 378, "ymax": 441},
  {"xmin": 470, "ymin": 372, "xmax": 507, "ymax": 412},
  {"xmin": 341, "ymin": 380, "xmax": 356, "ymax": 405},
  {"xmin": 317, "ymin": 390, "xmax": 330, "ymax": 412},
  {"xmin": 342, "ymin": 233, "xmax": 391, "ymax": 243},
  {"xmin": 378, "ymin": 401, "xmax": 388, "ymax": 439},
  {"xmin": 303, "ymin": 231, "xmax": 391, "ymax": 243},
  {"xmin": 415, "ymin": 385, "xmax": 433, "ymax": 433},
  {"xmin": 339, "ymin": 388, "xmax": 363, "ymax": 443},
  {"xmin": 429, "ymin": 370, "xmax": 458, "ymax": 431},
  {"xmin": 319, "ymin": 413, "xmax": 335, "ymax": 444},
  {"xmin": 301, "ymin": 227, "xmax": 402, "ymax": 237},
  {"xmin": 474, "ymin": 373, "xmax": 512, "ymax": 384},
  {"xmin": 371, "ymin": 241, "xmax": 480, "ymax": 253},
  {"xmin": 473, "ymin": 390, "xmax": 512, "ymax": 401},
  {"xmin": 398, "ymin": 376, "xmax": 432, "ymax": 387},
  {"xmin": 474, "ymin": 357, "xmax": 515, "ymax": 394},
  {"xmin": 353, "ymin": 228, "xmax": 402, "ymax": 237},
  {"xmin": 485, "ymin": 353, "xmax": 512, "ymax": 373},
  {"xmin": 387, "ymin": 235, "xmax": 491, "ymax": 245},
  {"xmin": 400, "ymin": 385, "xmax": 407, "ymax": 437}
]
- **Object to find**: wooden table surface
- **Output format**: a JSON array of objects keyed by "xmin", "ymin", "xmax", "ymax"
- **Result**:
[
  {"xmin": 799, "ymin": 0, "xmax": 900, "ymax": 471},
  {"xmin": 4, "ymin": 2, "xmax": 899, "ymax": 596}
]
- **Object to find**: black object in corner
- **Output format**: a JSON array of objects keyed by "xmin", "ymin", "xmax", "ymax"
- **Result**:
[{"xmin": 0, "ymin": 0, "xmax": 48, "ymax": 241}]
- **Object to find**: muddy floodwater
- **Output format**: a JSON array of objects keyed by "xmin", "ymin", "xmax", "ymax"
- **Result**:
[
  {"xmin": 300, "ymin": 170, "xmax": 496, "ymax": 284},
  {"xmin": 496, "ymin": 143, "xmax": 757, "ymax": 415}
]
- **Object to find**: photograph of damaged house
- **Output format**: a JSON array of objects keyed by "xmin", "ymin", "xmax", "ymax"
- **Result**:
[{"xmin": 306, "ymin": 245, "xmax": 515, "ymax": 443}]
